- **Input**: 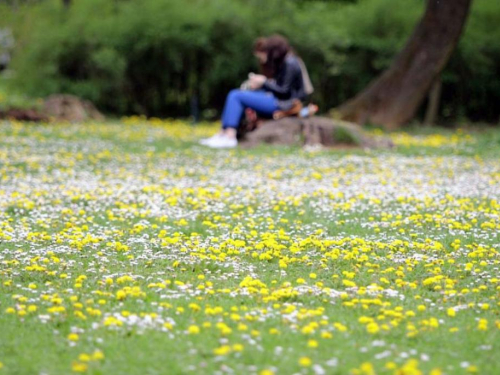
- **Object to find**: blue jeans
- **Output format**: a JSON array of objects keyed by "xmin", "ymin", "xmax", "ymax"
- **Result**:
[{"xmin": 221, "ymin": 89, "xmax": 279, "ymax": 129}]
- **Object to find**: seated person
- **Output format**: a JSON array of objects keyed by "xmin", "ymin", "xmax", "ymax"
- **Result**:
[{"xmin": 201, "ymin": 35, "xmax": 315, "ymax": 148}]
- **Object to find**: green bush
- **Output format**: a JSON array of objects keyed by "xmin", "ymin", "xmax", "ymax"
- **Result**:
[
  {"xmin": 8, "ymin": 0, "xmax": 262, "ymax": 115},
  {"xmin": 444, "ymin": 0, "xmax": 500, "ymax": 122},
  {"xmin": 4, "ymin": 0, "xmax": 500, "ymax": 123}
]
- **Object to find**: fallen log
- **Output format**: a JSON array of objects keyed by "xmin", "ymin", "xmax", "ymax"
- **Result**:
[
  {"xmin": 0, "ymin": 94, "xmax": 105, "ymax": 123},
  {"xmin": 43, "ymin": 94, "xmax": 105, "ymax": 122},
  {"xmin": 239, "ymin": 116, "xmax": 394, "ymax": 149},
  {"xmin": 0, "ymin": 108, "xmax": 49, "ymax": 122}
]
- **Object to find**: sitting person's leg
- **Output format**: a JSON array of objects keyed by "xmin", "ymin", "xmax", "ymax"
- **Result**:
[
  {"xmin": 222, "ymin": 89, "xmax": 279, "ymax": 129},
  {"xmin": 203, "ymin": 89, "xmax": 279, "ymax": 148}
]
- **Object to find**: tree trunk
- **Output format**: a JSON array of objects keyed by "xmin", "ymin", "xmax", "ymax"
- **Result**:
[
  {"xmin": 424, "ymin": 78, "xmax": 442, "ymax": 126},
  {"xmin": 338, "ymin": 0, "xmax": 472, "ymax": 129}
]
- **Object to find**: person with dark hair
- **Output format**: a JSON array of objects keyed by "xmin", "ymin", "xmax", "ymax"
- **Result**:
[{"xmin": 201, "ymin": 35, "xmax": 314, "ymax": 148}]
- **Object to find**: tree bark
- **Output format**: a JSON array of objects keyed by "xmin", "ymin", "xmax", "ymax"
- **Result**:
[
  {"xmin": 338, "ymin": 0, "xmax": 472, "ymax": 129},
  {"xmin": 424, "ymin": 78, "xmax": 442, "ymax": 126}
]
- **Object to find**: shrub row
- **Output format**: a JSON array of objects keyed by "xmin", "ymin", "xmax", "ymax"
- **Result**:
[{"xmin": 3, "ymin": 0, "xmax": 500, "ymax": 123}]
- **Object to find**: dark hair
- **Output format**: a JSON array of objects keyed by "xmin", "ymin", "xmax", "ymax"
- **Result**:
[
  {"xmin": 253, "ymin": 37, "xmax": 268, "ymax": 54},
  {"xmin": 253, "ymin": 34, "xmax": 290, "ymax": 78}
]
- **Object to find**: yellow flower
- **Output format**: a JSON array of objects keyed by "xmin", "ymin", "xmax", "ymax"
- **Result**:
[
  {"xmin": 259, "ymin": 370, "xmax": 274, "ymax": 375},
  {"xmin": 68, "ymin": 333, "xmax": 79, "ymax": 341},
  {"xmin": 92, "ymin": 350, "xmax": 104, "ymax": 361},
  {"xmin": 307, "ymin": 339, "xmax": 319, "ymax": 348},
  {"xmin": 321, "ymin": 331, "xmax": 333, "ymax": 339},
  {"xmin": 71, "ymin": 361, "xmax": 88, "ymax": 372},
  {"xmin": 213, "ymin": 345, "xmax": 231, "ymax": 356},
  {"xmin": 333, "ymin": 322, "xmax": 348, "ymax": 332},
  {"xmin": 343, "ymin": 279, "xmax": 356, "ymax": 287},
  {"xmin": 188, "ymin": 303, "xmax": 201, "ymax": 312},
  {"xmin": 366, "ymin": 322, "xmax": 379, "ymax": 334},
  {"xmin": 269, "ymin": 328, "xmax": 280, "ymax": 335},
  {"xmin": 478, "ymin": 319, "xmax": 488, "ymax": 331},
  {"xmin": 298, "ymin": 357, "xmax": 312, "ymax": 367},
  {"xmin": 385, "ymin": 362, "xmax": 397, "ymax": 370},
  {"xmin": 103, "ymin": 316, "xmax": 123, "ymax": 327},
  {"xmin": 78, "ymin": 354, "xmax": 91, "ymax": 362},
  {"xmin": 187, "ymin": 325, "xmax": 200, "ymax": 334},
  {"xmin": 232, "ymin": 344, "xmax": 244, "ymax": 352},
  {"xmin": 360, "ymin": 362, "xmax": 376, "ymax": 375}
]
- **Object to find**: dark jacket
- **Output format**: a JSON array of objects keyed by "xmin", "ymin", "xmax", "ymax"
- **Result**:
[{"xmin": 262, "ymin": 54, "xmax": 307, "ymax": 110}]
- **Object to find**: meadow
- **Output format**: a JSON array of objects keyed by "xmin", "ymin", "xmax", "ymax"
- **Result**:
[{"xmin": 0, "ymin": 119, "xmax": 499, "ymax": 375}]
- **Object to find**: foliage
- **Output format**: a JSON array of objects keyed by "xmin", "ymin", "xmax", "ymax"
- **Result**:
[
  {"xmin": 2, "ymin": 0, "xmax": 499, "ymax": 123},
  {"xmin": 0, "ymin": 76, "xmax": 41, "ymax": 111}
]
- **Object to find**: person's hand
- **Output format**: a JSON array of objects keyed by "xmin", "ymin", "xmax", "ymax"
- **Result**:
[{"xmin": 248, "ymin": 73, "xmax": 267, "ymax": 90}]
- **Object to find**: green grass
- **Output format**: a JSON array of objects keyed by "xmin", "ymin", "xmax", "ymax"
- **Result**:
[{"xmin": 0, "ymin": 119, "xmax": 500, "ymax": 375}]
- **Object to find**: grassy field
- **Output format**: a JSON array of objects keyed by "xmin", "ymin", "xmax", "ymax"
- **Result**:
[{"xmin": 0, "ymin": 118, "xmax": 499, "ymax": 375}]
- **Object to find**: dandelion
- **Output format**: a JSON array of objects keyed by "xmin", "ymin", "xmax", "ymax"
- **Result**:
[
  {"xmin": 366, "ymin": 323, "xmax": 379, "ymax": 334},
  {"xmin": 307, "ymin": 339, "xmax": 318, "ymax": 348},
  {"xmin": 321, "ymin": 331, "xmax": 333, "ymax": 339},
  {"xmin": 385, "ymin": 362, "xmax": 397, "ymax": 370},
  {"xmin": 213, "ymin": 345, "xmax": 231, "ymax": 356},
  {"xmin": 78, "ymin": 354, "xmax": 91, "ymax": 362},
  {"xmin": 232, "ymin": 344, "xmax": 244, "ymax": 352},
  {"xmin": 478, "ymin": 319, "xmax": 488, "ymax": 331},
  {"xmin": 187, "ymin": 325, "xmax": 200, "ymax": 335},
  {"xmin": 71, "ymin": 362, "xmax": 88, "ymax": 373},
  {"xmin": 68, "ymin": 333, "xmax": 79, "ymax": 342},
  {"xmin": 92, "ymin": 350, "xmax": 104, "ymax": 361},
  {"xmin": 299, "ymin": 357, "xmax": 312, "ymax": 367}
]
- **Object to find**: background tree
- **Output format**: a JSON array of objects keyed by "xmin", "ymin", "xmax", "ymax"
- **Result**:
[
  {"xmin": 5, "ymin": 0, "xmax": 498, "ymax": 123},
  {"xmin": 338, "ymin": 0, "xmax": 472, "ymax": 129}
]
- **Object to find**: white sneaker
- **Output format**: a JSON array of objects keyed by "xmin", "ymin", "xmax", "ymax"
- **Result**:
[
  {"xmin": 199, "ymin": 134, "xmax": 222, "ymax": 145},
  {"xmin": 207, "ymin": 135, "xmax": 238, "ymax": 149}
]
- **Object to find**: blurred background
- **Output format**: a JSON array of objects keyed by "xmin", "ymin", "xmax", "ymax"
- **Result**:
[{"xmin": 0, "ymin": 0, "xmax": 499, "ymax": 124}]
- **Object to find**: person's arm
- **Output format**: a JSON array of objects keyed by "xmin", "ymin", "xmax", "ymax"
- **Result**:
[{"xmin": 262, "ymin": 61, "xmax": 300, "ymax": 99}]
